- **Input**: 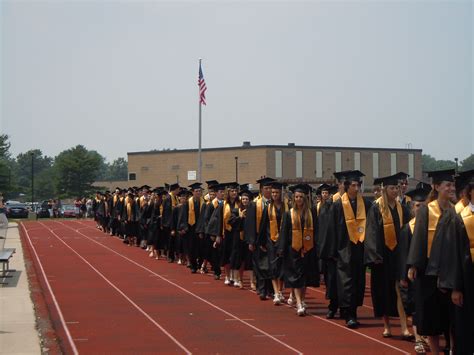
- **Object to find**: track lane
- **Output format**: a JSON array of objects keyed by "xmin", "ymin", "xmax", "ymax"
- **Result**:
[{"xmin": 57, "ymin": 220, "xmax": 411, "ymax": 354}]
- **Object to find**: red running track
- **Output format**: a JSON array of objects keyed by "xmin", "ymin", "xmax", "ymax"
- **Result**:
[{"xmin": 20, "ymin": 220, "xmax": 415, "ymax": 354}]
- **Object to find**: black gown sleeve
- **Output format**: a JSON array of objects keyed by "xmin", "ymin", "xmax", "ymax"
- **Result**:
[
  {"xmin": 277, "ymin": 211, "xmax": 291, "ymax": 256},
  {"xmin": 397, "ymin": 224, "xmax": 412, "ymax": 281},
  {"xmin": 364, "ymin": 204, "xmax": 384, "ymax": 265},
  {"xmin": 244, "ymin": 201, "xmax": 257, "ymax": 245},
  {"xmin": 207, "ymin": 204, "xmax": 223, "ymax": 237},
  {"xmin": 407, "ymin": 205, "xmax": 429, "ymax": 272}
]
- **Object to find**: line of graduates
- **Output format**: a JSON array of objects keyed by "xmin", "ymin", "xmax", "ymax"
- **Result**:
[{"xmin": 91, "ymin": 167, "xmax": 474, "ymax": 354}]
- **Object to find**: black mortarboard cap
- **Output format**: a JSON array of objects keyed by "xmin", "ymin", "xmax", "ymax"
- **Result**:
[
  {"xmin": 329, "ymin": 185, "xmax": 339, "ymax": 194},
  {"xmin": 456, "ymin": 169, "xmax": 474, "ymax": 190},
  {"xmin": 239, "ymin": 189, "xmax": 254, "ymax": 199},
  {"xmin": 188, "ymin": 182, "xmax": 203, "ymax": 190},
  {"xmin": 256, "ymin": 177, "xmax": 276, "ymax": 186},
  {"xmin": 164, "ymin": 183, "xmax": 170, "ymax": 190},
  {"xmin": 225, "ymin": 182, "xmax": 240, "ymax": 189},
  {"xmin": 271, "ymin": 182, "xmax": 284, "ymax": 189},
  {"xmin": 394, "ymin": 172, "xmax": 409, "ymax": 181},
  {"xmin": 289, "ymin": 183, "xmax": 311, "ymax": 194},
  {"xmin": 206, "ymin": 180, "xmax": 219, "ymax": 187},
  {"xmin": 169, "ymin": 183, "xmax": 180, "ymax": 190},
  {"xmin": 334, "ymin": 170, "xmax": 351, "ymax": 182},
  {"xmin": 115, "ymin": 187, "xmax": 121, "ymax": 191},
  {"xmin": 427, "ymin": 169, "xmax": 455, "ymax": 184},
  {"xmin": 141, "ymin": 185, "xmax": 151, "ymax": 191},
  {"xmin": 416, "ymin": 181, "xmax": 432, "ymax": 192},
  {"xmin": 373, "ymin": 178, "xmax": 382, "ymax": 186},
  {"xmin": 239, "ymin": 183, "xmax": 249, "ymax": 191},
  {"xmin": 405, "ymin": 187, "xmax": 431, "ymax": 202},
  {"xmin": 177, "ymin": 188, "xmax": 189, "ymax": 197},
  {"xmin": 316, "ymin": 183, "xmax": 331, "ymax": 195},
  {"xmin": 344, "ymin": 170, "xmax": 365, "ymax": 183},
  {"xmin": 213, "ymin": 183, "xmax": 226, "ymax": 191},
  {"xmin": 378, "ymin": 174, "xmax": 402, "ymax": 187}
]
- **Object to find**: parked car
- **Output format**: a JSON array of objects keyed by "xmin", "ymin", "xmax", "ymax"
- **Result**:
[
  {"xmin": 36, "ymin": 201, "xmax": 51, "ymax": 218},
  {"xmin": 61, "ymin": 205, "xmax": 77, "ymax": 218},
  {"xmin": 6, "ymin": 202, "xmax": 29, "ymax": 218}
]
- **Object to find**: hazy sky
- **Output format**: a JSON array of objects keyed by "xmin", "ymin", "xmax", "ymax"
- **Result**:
[{"xmin": 1, "ymin": 0, "xmax": 472, "ymax": 163}]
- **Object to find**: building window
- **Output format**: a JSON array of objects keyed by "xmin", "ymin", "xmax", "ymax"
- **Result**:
[
  {"xmin": 296, "ymin": 151, "xmax": 303, "ymax": 178},
  {"xmin": 373, "ymin": 153, "xmax": 379, "ymax": 178},
  {"xmin": 408, "ymin": 153, "xmax": 414, "ymax": 177},
  {"xmin": 315, "ymin": 151, "xmax": 322, "ymax": 178},
  {"xmin": 275, "ymin": 150, "xmax": 282, "ymax": 178},
  {"xmin": 171, "ymin": 164, "xmax": 180, "ymax": 170},
  {"xmin": 335, "ymin": 152, "xmax": 342, "ymax": 172},
  {"xmin": 354, "ymin": 152, "xmax": 360, "ymax": 171},
  {"xmin": 391, "ymin": 153, "xmax": 397, "ymax": 174},
  {"xmin": 129, "ymin": 173, "xmax": 136, "ymax": 181}
]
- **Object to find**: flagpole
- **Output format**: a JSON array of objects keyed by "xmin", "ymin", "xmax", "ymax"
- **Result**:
[{"xmin": 198, "ymin": 58, "xmax": 202, "ymax": 183}]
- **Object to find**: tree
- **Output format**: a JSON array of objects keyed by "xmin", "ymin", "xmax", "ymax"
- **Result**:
[
  {"xmin": 422, "ymin": 154, "xmax": 456, "ymax": 172},
  {"xmin": 460, "ymin": 154, "xmax": 474, "ymax": 171},
  {"xmin": 54, "ymin": 145, "xmax": 105, "ymax": 198},
  {"xmin": 105, "ymin": 157, "xmax": 128, "ymax": 180},
  {"xmin": 15, "ymin": 150, "xmax": 54, "ymax": 200},
  {"xmin": 0, "ymin": 135, "xmax": 13, "ymax": 196},
  {"xmin": 0, "ymin": 134, "xmax": 11, "ymax": 159}
]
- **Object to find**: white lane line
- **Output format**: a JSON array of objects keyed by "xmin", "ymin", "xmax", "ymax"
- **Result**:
[
  {"xmin": 73, "ymin": 220, "xmax": 402, "ymax": 353},
  {"xmin": 21, "ymin": 223, "xmax": 79, "ymax": 355},
  {"xmin": 57, "ymin": 220, "xmax": 304, "ymax": 355},
  {"xmin": 37, "ymin": 222, "xmax": 192, "ymax": 355},
  {"xmin": 225, "ymin": 318, "xmax": 254, "ymax": 321}
]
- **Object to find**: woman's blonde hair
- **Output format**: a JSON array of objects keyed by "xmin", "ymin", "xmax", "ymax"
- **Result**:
[
  {"xmin": 291, "ymin": 192, "xmax": 312, "ymax": 227},
  {"xmin": 378, "ymin": 187, "xmax": 391, "ymax": 218}
]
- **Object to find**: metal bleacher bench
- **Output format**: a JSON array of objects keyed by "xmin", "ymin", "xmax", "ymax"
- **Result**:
[{"xmin": 0, "ymin": 237, "xmax": 16, "ymax": 285}]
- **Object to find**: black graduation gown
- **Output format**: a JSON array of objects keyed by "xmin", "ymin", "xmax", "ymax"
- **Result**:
[
  {"xmin": 259, "ymin": 204, "xmax": 285, "ymax": 280},
  {"xmin": 177, "ymin": 199, "xmax": 204, "ymax": 262},
  {"xmin": 172, "ymin": 204, "xmax": 185, "ymax": 253},
  {"xmin": 364, "ymin": 203, "xmax": 404, "ymax": 317},
  {"xmin": 147, "ymin": 202, "xmax": 162, "ymax": 246},
  {"xmin": 397, "ymin": 223, "xmax": 415, "ymax": 315},
  {"xmin": 406, "ymin": 204, "xmax": 456, "ymax": 336},
  {"xmin": 450, "ymin": 212, "xmax": 474, "ymax": 354},
  {"xmin": 278, "ymin": 209, "xmax": 319, "ymax": 289},
  {"xmin": 229, "ymin": 207, "xmax": 250, "ymax": 270},
  {"xmin": 122, "ymin": 200, "xmax": 138, "ymax": 236},
  {"xmin": 330, "ymin": 196, "xmax": 372, "ymax": 312},
  {"xmin": 244, "ymin": 200, "xmax": 272, "ymax": 281}
]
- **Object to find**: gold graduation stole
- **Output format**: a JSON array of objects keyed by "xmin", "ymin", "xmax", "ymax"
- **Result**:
[
  {"xmin": 460, "ymin": 206, "xmax": 474, "ymax": 261},
  {"xmin": 455, "ymin": 200, "xmax": 468, "ymax": 214},
  {"xmin": 379, "ymin": 200, "xmax": 403, "ymax": 251},
  {"xmin": 223, "ymin": 200, "xmax": 239, "ymax": 235},
  {"xmin": 125, "ymin": 196, "xmax": 133, "ymax": 221},
  {"xmin": 409, "ymin": 217, "xmax": 416, "ymax": 235},
  {"xmin": 268, "ymin": 203, "xmax": 282, "ymax": 242},
  {"xmin": 332, "ymin": 192, "xmax": 341, "ymax": 202},
  {"xmin": 212, "ymin": 198, "xmax": 219, "ymax": 209},
  {"xmin": 256, "ymin": 198, "xmax": 265, "ymax": 232},
  {"xmin": 139, "ymin": 195, "xmax": 147, "ymax": 209},
  {"xmin": 427, "ymin": 200, "xmax": 442, "ymax": 257},
  {"xmin": 113, "ymin": 195, "xmax": 118, "ymax": 206},
  {"xmin": 239, "ymin": 208, "xmax": 246, "ymax": 241},
  {"xmin": 170, "ymin": 193, "xmax": 178, "ymax": 208},
  {"xmin": 103, "ymin": 197, "xmax": 108, "ymax": 214},
  {"xmin": 317, "ymin": 201, "xmax": 321, "ymax": 215},
  {"xmin": 159, "ymin": 203, "xmax": 163, "ymax": 215},
  {"xmin": 119, "ymin": 196, "xmax": 124, "ymax": 203},
  {"xmin": 188, "ymin": 197, "xmax": 203, "ymax": 226},
  {"xmin": 290, "ymin": 208, "xmax": 314, "ymax": 254},
  {"xmin": 341, "ymin": 193, "xmax": 366, "ymax": 244}
]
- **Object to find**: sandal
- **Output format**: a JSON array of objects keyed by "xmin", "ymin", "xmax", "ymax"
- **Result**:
[
  {"xmin": 414, "ymin": 341, "xmax": 426, "ymax": 354},
  {"xmin": 382, "ymin": 331, "xmax": 392, "ymax": 338},
  {"xmin": 401, "ymin": 333, "xmax": 415, "ymax": 341}
]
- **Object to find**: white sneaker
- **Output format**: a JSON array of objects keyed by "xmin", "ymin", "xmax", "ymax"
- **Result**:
[
  {"xmin": 234, "ymin": 281, "xmax": 242, "ymax": 288},
  {"xmin": 287, "ymin": 297, "xmax": 295, "ymax": 306},
  {"xmin": 278, "ymin": 293, "xmax": 285, "ymax": 303},
  {"xmin": 297, "ymin": 306, "xmax": 306, "ymax": 316},
  {"xmin": 177, "ymin": 259, "xmax": 182, "ymax": 265},
  {"xmin": 224, "ymin": 277, "xmax": 231, "ymax": 285},
  {"xmin": 273, "ymin": 295, "xmax": 281, "ymax": 305}
]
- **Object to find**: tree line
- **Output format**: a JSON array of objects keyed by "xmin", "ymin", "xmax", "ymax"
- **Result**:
[
  {"xmin": 0, "ymin": 134, "xmax": 127, "ymax": 201},
  {"xmin": 0, "ymin": 133, "xmax": 472, "ymax": 201}
]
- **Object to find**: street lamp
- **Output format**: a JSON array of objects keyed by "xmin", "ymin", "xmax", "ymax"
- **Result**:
[
  {"xmin": 454, "ymin": 157, "xmax": 459, "ymax": 173},
  {"xmin": 235, "ymin": 157, "xmax": 238, "ymax": 183}
]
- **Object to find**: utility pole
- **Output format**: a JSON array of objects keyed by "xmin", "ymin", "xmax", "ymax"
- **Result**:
[
  {"xmin": 31, "ymin": 152, "xmax": 35, "ymax": 205},
  {"xmin": 235, "ymin": 156, "xmax": 238, "ymax": 183}
]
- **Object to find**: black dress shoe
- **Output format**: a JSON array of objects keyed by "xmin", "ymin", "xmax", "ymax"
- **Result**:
[
  {"xmin": 326, "ymin": 310, "xmax": 336, "ymax": 319},
  {"xmin": 346, "ymin": 319, "xmax": 358, "ymax": 329},
  {"xmin": 214, "ymin": 274, "xmax": 221, "ymax": 280},
  {"xmin": 191, "ymin": 269, "xmax": 197, "ymax": 274},
  {"xmin": 259, "ymin": 294, "xmax": 267, "ymax": 301}
]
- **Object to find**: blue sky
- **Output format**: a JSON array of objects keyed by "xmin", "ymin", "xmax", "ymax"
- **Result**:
[{"xmin": 1, "ymin": 0, "xmax": 472, "ymax": 162}]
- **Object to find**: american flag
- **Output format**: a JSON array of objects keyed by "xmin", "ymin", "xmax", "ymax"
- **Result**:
[{"xmin": 198, "ymin": 63, "xmax": 207, "ymax": 105}]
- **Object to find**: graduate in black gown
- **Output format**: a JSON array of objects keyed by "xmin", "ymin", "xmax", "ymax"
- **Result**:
[
  {"xmin": 161, "ymin": 183, "xmax": 180, "ymax": 262},
  {"xmin": 173, "ymin": 188, "xmax": 189, "ymax": 265},
  {"xmin": 229, "ymin": 187, "xmax": 253, "ymax": 288},
  {"xmin": 205, "ymin": 183, "xmax": 225, "ymax": 280},
  {"xmin": 316, "ymin": 183, "xmax": 339, "ymax": 318},
  {"xmin": 364, "ymin": 173, "xmax": 411, "ymax": 338},
  {"xmin": 259, "ymin": 182, "xmax": 289, "ymax": 305},
  {"xmin": 122, "ymin": 190, "xmax": 139, "ymax": 246},
  {"xmin": 397, "ymin": 184, "xmax": 432, "ymax": 354},
  {"xmin": 449, "ymin": 171, "xmax": 474, "ymax": 354},
  {"xmin": 147, "ymin": 189, "xmax": 163, "ymax": 259},
  {"xmin": 197, "ymin": 180, "xmax": 219, "ymax": 274},
  {"xmin": 328, "ymin": 170, "xmax": 372, "ymax": 328},
  {"xmin": 244, "ymin": 177, "xmax": 275, "ymax": 300},
  {"xmin": 278, "ymin": 183, "xmax": 319, "ymax": 316},
  {"xmin": 407, "ymin": 169, "xmax": 459, "ymax": 354}
]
